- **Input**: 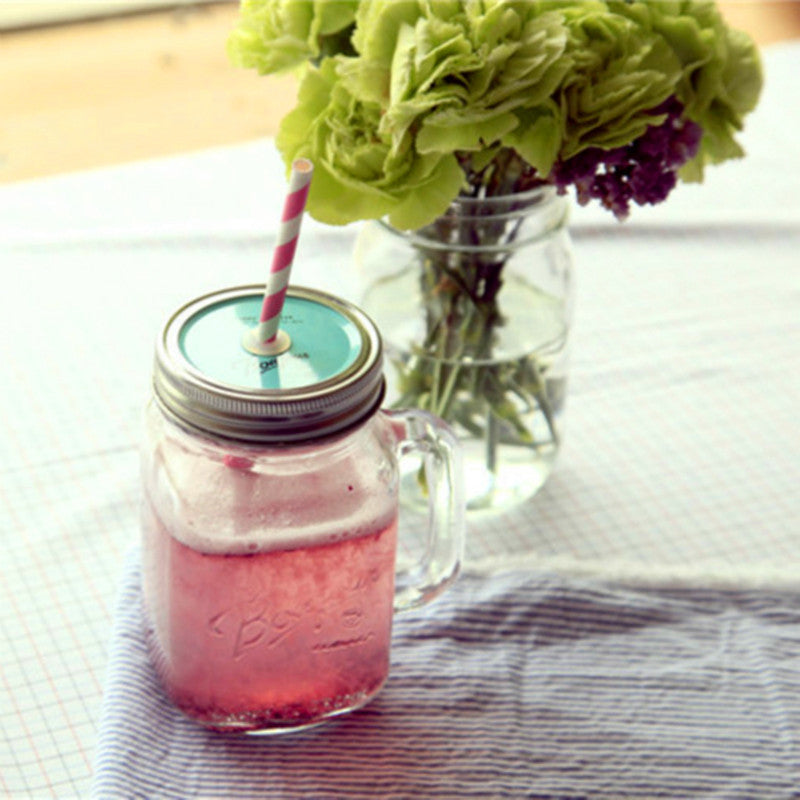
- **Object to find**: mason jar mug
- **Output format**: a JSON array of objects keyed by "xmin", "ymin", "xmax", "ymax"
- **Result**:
[{"xmin": 140, "ymin": 285, "xmax": 464, "ymax": 733}]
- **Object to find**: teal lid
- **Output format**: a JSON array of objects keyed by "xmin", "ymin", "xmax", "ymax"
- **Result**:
[
  {"xmin": 153, "ymin": 285, "xmax": 384, "ymax": 442},
  {"xmin": 179, "ymin": 293, "xmax": 363, "ymax": 391}
]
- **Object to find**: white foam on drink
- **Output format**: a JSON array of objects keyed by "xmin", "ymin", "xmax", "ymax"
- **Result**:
[{"xmin": 146, "ymin": 437, "xmax": 398, "ymax": 555}]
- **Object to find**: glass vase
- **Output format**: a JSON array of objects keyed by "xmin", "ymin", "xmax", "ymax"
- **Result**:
[{"xmin": 355, "ymin": 186, "xmax": 574, "ymax": 514}]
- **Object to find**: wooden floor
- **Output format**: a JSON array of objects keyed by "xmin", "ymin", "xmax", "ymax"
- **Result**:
[{"xmin": 1, "ymin": 1, "xmax": 799, "ymax": 184}]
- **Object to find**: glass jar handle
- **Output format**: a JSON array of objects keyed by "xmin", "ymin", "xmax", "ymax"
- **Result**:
[{"xmin": 382, "ymin": 408, "xmax": 465, "ymax": 612}]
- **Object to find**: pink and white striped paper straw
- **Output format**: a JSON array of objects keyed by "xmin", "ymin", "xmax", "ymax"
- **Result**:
[{"xmin": 244, "ymin": 158, "xmax": 313, "ymax": 355}]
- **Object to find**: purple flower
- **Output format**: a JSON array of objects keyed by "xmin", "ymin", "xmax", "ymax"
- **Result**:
[{"xmin": 550, "ymin": 98, "xmax": 702, "ymax": 219}]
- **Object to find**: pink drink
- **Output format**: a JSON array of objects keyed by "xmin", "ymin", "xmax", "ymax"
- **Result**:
[{"xmin": 142, "ymin": 498, "xmax": 397, "ymax": 731}]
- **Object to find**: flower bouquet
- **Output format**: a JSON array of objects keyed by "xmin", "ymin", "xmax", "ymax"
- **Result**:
[{"xmin": 229, "ymin": 0, "xmax": 762, "ymax": 510}]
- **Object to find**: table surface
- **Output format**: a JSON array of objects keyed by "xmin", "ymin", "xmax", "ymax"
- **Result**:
[{"xmin": 1, "ymin": 6, "xmax": 799, "ymax": 799}]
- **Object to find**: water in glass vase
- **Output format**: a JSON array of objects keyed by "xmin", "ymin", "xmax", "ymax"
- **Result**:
[{"xmin": 367, "ymin": 266, "xmax": 570, "ymax": 513}]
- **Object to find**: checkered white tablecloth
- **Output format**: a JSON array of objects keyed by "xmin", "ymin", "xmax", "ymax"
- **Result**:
[{"xmin": 1, "ymin": 41, "xmax": 799, "ymax": 800}]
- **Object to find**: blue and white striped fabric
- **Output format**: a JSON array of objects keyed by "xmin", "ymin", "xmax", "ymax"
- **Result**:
[{"xmin": 92, "ymin": 550, "xmax": 800, "ymax": 799}]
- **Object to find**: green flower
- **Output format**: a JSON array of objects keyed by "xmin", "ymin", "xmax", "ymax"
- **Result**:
[
  {"xmin": 231, "ymin": 0, "xmax": 763, "ymax": 225},
  {"xmin": 227, "ymin": 0, "xmax": 359, "ymax": 74},
  {"xmin": 609, "ymin": 0, "xmax": 763, "ymax": 179},
  {"xmin": 552, "ymin": 3, "xmax": 683, "ymax": 159},
  {"xmin": 347, "ymin": 1, "xmax": 572, "ymax": 175},
  {"xmin": 276, "ymin": 57, "xmax": 464, "ymax": 229}
]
